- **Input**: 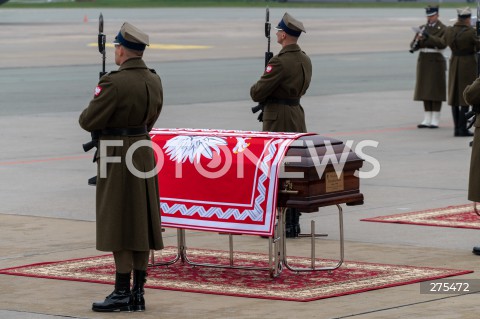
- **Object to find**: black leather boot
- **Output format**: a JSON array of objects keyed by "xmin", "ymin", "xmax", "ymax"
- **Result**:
[
  {"xmin": 92, "ymin": 272, "xmax": 133, "ymax": 312},
  {"xmin": 132, "ymin": 269, "xmax": 147, "ymax": 312},
  {"xmin": 285, "ymin": 208, "xmax": 294, "ymax": 238},
  {"xmin": 457, "ymin": 106, "xmax": 474, "ymax": 137},
  {"xmin": 293, "ymin": 210, "xmax": 302, "ymax": 237},
  {"xmin": 473, "ymin": 246, "xmax": 480, "ymax": 255},
  {"xmin": 285, "ymin": 208, "xmax": 301, "ymax": 238},
  {"xmin": 452, "ymin": 106, "xmax": 460, "ymax": 136}
]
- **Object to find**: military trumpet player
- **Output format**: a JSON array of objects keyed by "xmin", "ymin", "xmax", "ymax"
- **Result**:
[{"xmin": 410, "ymin": 5, "xmax": 447, "ymax": 130}]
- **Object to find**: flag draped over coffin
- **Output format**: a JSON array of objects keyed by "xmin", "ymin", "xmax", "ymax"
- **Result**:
[{"xmin": 150, "ymin": 128, "xmax": 312, "ymax": 236}]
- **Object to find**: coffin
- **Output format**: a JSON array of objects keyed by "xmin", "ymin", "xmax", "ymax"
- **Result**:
[
  {"xmin": 278, "ymin": 135, "xmax": 364, "ymax": 212},
  {"xmin": 149, "ymin": 129, "xmax": 363, "ymax": 235}
]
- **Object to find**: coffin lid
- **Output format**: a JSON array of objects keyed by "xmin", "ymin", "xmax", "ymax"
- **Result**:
[{"xmin": 284, "ymin": 135, "xmax": 364, "ymax": 168}]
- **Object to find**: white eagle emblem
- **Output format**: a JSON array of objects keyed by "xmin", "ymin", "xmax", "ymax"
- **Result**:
[
  {"xmin": 164, "ymin": 136, "xmax": 228, "ymax": 163},
  {"xmin": 233, "ymin": 137, "xmax": 250, "ymax": 154},
  {"xmin": 94, "ymin": 86, "xmax": 102, "ymax": 97}
]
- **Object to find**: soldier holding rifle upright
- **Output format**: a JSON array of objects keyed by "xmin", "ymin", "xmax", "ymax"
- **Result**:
[
  {"xmin": 250, "ymin": 12, "xmax": 312, "ymax": 237},
  {"xmin": 462, "ymin": 2, "xmax": 480, "ymax": 256},
  {"xmin": 463, "ymin": 78, "xmax": 480, "ymax": 255},
  {"xmin": 410, "ymin": 5, "xmax": 447, "ymax": 130},
  {"xmin": 79, "ymin": 21, "xmax": 164, "ymax": 312},
  {"xmin": 250, "ymin": 12, "xmax": 311, "ymax": 133},
  {"xmin": 444, "ymin": 7, "xmax": 480, "ymax": 137}
]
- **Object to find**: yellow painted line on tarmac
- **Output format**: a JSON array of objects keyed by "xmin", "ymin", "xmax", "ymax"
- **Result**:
[
  {"xmin": 88, "ymin": 43, "xmax": 211, "ymax": 50},
  {"xmin": 149, "ymin": 43, "xmax": 212, "ymax": 50}
]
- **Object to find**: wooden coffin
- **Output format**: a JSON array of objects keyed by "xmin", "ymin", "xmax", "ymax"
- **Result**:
[{"xmin": 277, "ymin": 135, "xmax": 364, "ymax": 212}]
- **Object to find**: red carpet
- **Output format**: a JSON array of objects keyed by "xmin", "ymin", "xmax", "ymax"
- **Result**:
[
  {"xmin": 0, "ymin": 247, "xmax": 472, "ymax": 302},
  {"xmin": 361, "ymin": 204, "xmax": 480, "ymax": 229}
]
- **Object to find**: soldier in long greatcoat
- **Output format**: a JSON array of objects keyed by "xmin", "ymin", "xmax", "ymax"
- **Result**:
[
  {"xmin": 250, "ymin": 12, "xmax": 312, "ymax": 238},
  {"xmin": 463, "ymin": 79, "xmax": 480, "ymax": 255},
  {"xmin": 79, "ymin": 22, "xmax": 164, "ymax": 312},
  {"xmin": 444, "ymin": 7, "xmax": 480, "ymax": 136},
  {"xmin": 411, "ymin": 5, "xmax": 447, "ymax": 129},
  {"xmin": 250, "ymin": 12, "xmax": 312, "ymax": 134}
]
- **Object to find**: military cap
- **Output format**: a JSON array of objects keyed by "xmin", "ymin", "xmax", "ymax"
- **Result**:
[
  {"xmin": 457, "ymin": 7, "xmax": 472, "ymax": 18},
  {"xmin": 425, "ymin": 5, "xmax": 439, "ymax": 17},
  {"xmin": 274, "ymin": 12, "xmax": 306, "ymax": 37},
  {"xmin": 113, "ymin": 22, "xmax": 149, "ymax": 51}
]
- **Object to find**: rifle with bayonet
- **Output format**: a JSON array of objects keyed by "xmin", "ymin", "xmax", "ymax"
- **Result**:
[
  {"xmin": 82, "ymin": 13, "xmax": 106, "ymax": 186},
  {"xmin": 251, "ymin": 7, "xmax": 274, "ymax": 122}
]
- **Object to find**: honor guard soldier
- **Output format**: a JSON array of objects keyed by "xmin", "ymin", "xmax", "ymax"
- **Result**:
[
  {"xmin": 411, "ymin": 5, "xmax": 447, "ymax": 129},
  {"xmin": 444, "ymin": 7, "xmax": 480, "ymax": 137},
  {"xmin": 463, "ymin": 79, "xmax": 480, "ymax": 255},
  {"xmin": 250, "ymin": 12, "xmax": 312, "ymax": 237},
  {"xmin": 79, "ymin": 22, "xmax": 164, "ymax": 312}
]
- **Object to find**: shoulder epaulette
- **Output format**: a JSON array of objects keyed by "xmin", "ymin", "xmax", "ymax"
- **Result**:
[{"xmin": 149, "ymin": 68, "xmax": 157, "ymax": 74}]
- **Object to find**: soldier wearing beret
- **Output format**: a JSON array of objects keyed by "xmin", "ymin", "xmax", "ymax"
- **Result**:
[
  {"xmin": 411, "ymin": 5, "xmax": 447, "ymax": 129},
  {"xmin": 463, "ymin": 79, "xmax": 480, "ymax": 255},
  {"xmin": 444, "ymin": 7, "xmax": 480, "ymax": 136},
  {"xmin": 79, "ymin": 22, "xmax": 164, "ymax": 312},
  {"xmin": 250, "ymin": 12, "xmax": 312, "ymax": 237}
]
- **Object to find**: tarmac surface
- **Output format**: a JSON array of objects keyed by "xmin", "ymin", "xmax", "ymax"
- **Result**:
[{"xmin": 0, "ymin": 7, "xmax": 479, "ymax": 319}]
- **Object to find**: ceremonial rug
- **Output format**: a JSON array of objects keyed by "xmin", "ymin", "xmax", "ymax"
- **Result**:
[
  {"xmin": 361, "ymin": 204, "xmax": 480, "ymax": 230},
  {"xmin": 0, "ymin": 247, "xmax": 472, "ymax": 302}
]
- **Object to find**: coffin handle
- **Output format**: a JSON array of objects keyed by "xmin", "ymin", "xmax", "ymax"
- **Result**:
[{"xmin": 279, "ymin": 180, "xmax": 299, "ymax": 194}]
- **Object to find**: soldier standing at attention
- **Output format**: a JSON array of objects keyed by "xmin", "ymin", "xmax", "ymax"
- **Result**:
[
  {"xmin": 411, "ymin": 5, "xmax": 447, "ymax": 129},
  {"xmin": 250, "ymin": 12, "xmax": 312, "ymax": 237},
  {"xmin": 444, "ymin": 7, "xmax": 480, "ymax": 137},
  {"xmin": 79, "ymin": 22, "xmax": 164, "ymax": 312},
  {"xmin": 463, "ymin": 80, "xmax": 480, "ymax": 255}
]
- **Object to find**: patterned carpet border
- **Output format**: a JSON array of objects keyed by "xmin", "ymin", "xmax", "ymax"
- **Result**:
[
  {"xmin": 361, "ymin": 204, "xmax": 480, "ymax": 230},
  {"xmin": 0, "ymin": 247, "xmax": 473, "ymax": 302}
]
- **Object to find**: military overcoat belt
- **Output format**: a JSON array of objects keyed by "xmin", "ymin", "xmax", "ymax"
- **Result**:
[
  {"xmin": 267, "ymin": 98, "xmax": 301, "ymax": 106},
  {"xmin": 419, "ymin": 48, "xmax": 444, "ymax": 53},
  {"xmin": 452, "ymin": 51, "xmax": 475, "ymax": 56}
]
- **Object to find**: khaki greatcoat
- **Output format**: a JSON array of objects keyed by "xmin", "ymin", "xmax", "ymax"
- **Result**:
[
  {"xmin": 444, "ymin": 22, "xmax": 480, "ymax": 106},
  {"xmin": 250, "ymin": 43, "xmax": 312, "ymax": 133},
  {"xmin": 463, "ymin": 79, "xmax": 480, "ymax": 202},
  {"xmin": 412, "ymin": 20, "xmax": 447, "ymax": 102},
  {"xmin": 79, "ymin": 57, "xmax": 164, "ymax": 252}
]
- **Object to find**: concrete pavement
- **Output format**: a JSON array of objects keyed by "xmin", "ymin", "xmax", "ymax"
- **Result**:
[{"xmin": 1, "ymin": 7, "xmax": 479, "ymax": 319}]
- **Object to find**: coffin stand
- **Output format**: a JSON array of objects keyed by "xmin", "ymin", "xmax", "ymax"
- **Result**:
[
  {"xmin": 274, "ymin": 135, "xmax": 363, "ymax": 276},
  {"xmin": 150, "ymin": 132, "xmax": 364, "ymax": 278}
]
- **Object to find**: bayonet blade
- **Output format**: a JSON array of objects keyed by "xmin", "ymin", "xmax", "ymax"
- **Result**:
[
  {"xmin": 99, "ymin": 13, "xmax": 104, "ymax": 33},
  {"xmin": 265, "ymin": 7, "xmax": 270, "ymax": 39},
  {"xmin": 477, "ymin": 2, "xmax": 480, "ymax": 37}
]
